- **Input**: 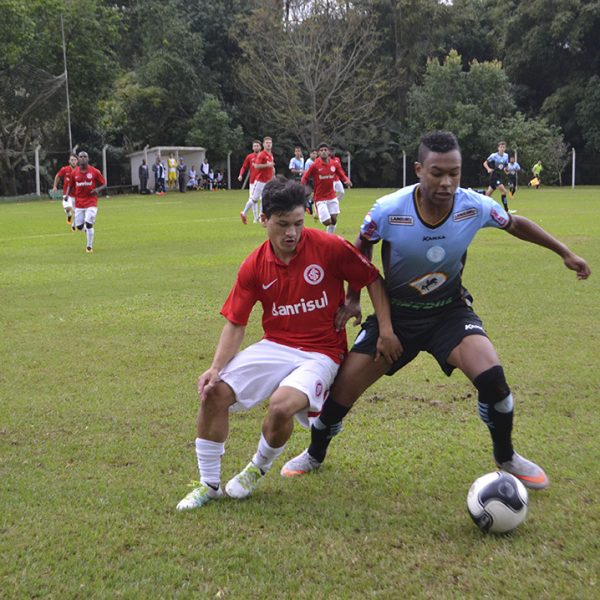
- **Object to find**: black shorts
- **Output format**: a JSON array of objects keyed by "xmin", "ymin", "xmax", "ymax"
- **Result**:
[
  {"xmin": 488, "ymin": 174, "xmax": 505, "ymax": 190},
  {"xmin": 351, "ymin": 303, "xmax": 488, "ymax": 376}
]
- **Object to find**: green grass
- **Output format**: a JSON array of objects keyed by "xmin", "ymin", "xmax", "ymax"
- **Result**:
[{"xmin": 1, "ymin": 187, "xmax": 599, "ymax": 599}]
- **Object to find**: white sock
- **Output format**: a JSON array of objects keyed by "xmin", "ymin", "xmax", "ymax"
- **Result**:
[
  {"xmin": 252, "ymin": 201, "xmax": 259, "ymax": 221},
  {"xmin": 86, "ymin": 226, "xmax": 95, "ymax": 247},
  {"xmin": 326, "ymin": 224, "xmax": 336, "ymax": 234},
  {"xmin": 243, "ymin": 199, "xmax": 253, "ymax": 216},
  {"xmin": 252, "ymin": 434, "xmax": 285, "ymax": 473},
  {"xmin": 195, "ymin": 437, "xmax": 225, "ymax": 488}
]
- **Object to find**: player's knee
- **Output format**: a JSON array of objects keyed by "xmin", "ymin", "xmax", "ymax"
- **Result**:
[
  {"xmin": 85, "ymin": 222, "xmax": 94, "ymax": 230},
  {"xmin": 267, "ymin": 395, "xmax": 298, "ymax": 422},
  {"xmin": 473, "ymin": 365, "xmax": 513, "ymax": 410},
  {"xmin": 200, "ymin": 384, "xmax": 232, "ymax": 412},
  {"xmin": 76, "ymin": 224, "xmax": 84, "ymax": 230}
]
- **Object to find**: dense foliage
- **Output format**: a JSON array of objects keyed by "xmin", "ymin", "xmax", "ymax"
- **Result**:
[{"xmin": 2, "ymin": 0, "xmax": 599, "ymax": 194}]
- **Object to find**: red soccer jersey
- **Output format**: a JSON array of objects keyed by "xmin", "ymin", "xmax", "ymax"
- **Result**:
[
  {"xmin": 56, "ymin": 165, "xmax": 76, "ymax": 194},
  {"xmin": 238, "ymin": 152, "xmax": 259, "ymax": 184},
  {"xmin": 330, "ymin": 156, "xmax": 346, "ymax": 182},
  {"xmin": 220, "ymin": 228, "xmax": 379, "ymax": 363},
  {"xmin": 301, "ymin": 157, "xmax": 349, "ymax": 202},
  {"xmin": 254, "ymin": 150, "xmax": 275, "ymax": 183},
  {"xmin": 71, "ymin": 166, "xmax": 106, "ymax": 208}
]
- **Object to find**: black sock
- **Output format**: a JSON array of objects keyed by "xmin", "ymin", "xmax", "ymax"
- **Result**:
[
  {"xmin": 308, "ymin": 397, "xmax": 350, "ymax": 463},
  {"xmin": 501, "ymin": 195, "xmax": 508, "ymax": 211},
  {"xmin": 474, "ymin": 366, "xmax": 514, "ymax": 463}
]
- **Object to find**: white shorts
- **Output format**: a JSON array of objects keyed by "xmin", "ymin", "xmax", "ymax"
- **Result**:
[
  {"xmin": 62, "ymin": 196, "xmax": 75, "ymax": 210},
  {"xmin": 334, "ymin": 180, "xmax": 345, "ymax": 200},
  {"xmin": 219, "ymin": 339, "xmax": 339, "ymax": 428},
  {"xmin": 316, "ymin": 199, "xmax": 340, "ymax": 224},
  {"xmin": 250, "ymin": 180, "xmax": 266, "ymax": 203},
  {"xmin": 74, "ymin": 207, "xmax": 98, "ymax": 227}
]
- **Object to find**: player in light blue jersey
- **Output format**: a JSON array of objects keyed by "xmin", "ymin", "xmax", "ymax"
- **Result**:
[
  {"xmin": 282, "ymin": 130, "xmax": 591, "ymax": 491},
  {"xmin": 484, "ymin": 141, "xmax": 511, "ymax": 212},
  {"xmin": 507, "ymin": 155, "xmax": 521, "ymax": 198}
]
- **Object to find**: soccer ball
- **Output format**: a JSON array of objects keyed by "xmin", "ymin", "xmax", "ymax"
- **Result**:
[{"xmin": 467, "ymin": 472, "xmax": 528, "ymax": 533}]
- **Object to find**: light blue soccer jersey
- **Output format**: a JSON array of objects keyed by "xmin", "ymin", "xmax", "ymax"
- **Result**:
[
  {"xmin": 507, "ymin": 161, "xmax": 521, "ymax": 175},
  {"xmin": 487, "ymin": 152, "xmax": 510, "ymax": 172},
  {"xmin": 360, "ymin": 185, "xmax": 510, "ymax": 311}
]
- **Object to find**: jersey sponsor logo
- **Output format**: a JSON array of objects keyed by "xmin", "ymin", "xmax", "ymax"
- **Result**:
[
  {"xmin": 391, "ymin": 296, "xmax": 454, "ymax": 311},
  {"xmin": 388, "ymin": 215, "xmax": 413, "ymax": 225},
  {"xmin": 271, "ymin": 291, "xmax": 328, "ymax": 316},
  {"xmin": 262, "ymin": 279, "xmax": 277, "ymax": 290},
  {"xmin": 464, "ymin": 323, "xmax": 484, "ymax": 332},
  {"xmin": 409, "ymin": 272, "xmax": 448, "ymax": 296},
  {"xmin": 426, "ymin": 246, "xmax": 446, "ymax": 263},
  {"xmin": 76, "ymin": 180, "xmax": 93, "ymax": 187},
  {"xmin": 490, "ymin": 206, "xmax": 508, "ymax": 227},
  {"xmin": 422, "ymin": 235, "xmax": 446, "ymax": 241},
  {"xmin": 453, "ymin": 208, "xmax": 478, "ymax": 222},
  {"xmin": 304, "ymin": 264, "xmax": 324, "ymax": 285}
]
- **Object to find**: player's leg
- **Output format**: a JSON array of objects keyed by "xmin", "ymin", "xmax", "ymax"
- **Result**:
[
  {"xmin": 334, "ymin": 180, "xmax": 345, "ymax": 202},
  {"xmin": 176, "ymin": 381, "xmax": 235, "ymax": 511},
  {"xmin": 83, "ymin": 208, "xmax": 97, "ymax": 253},
  {"xmin": 498, "ymin": 183, "xmax": 509, "ymax": 212},
  {"xmin": 326, "ymin": 201, "xmax": 340, "ymax": 234},
  {"xmin": 316, "ymin": 200, "xmax": 333, "ymax": 231},
  {"xmin": 447, "ymin": 334, "xmax": 548, "ymax": 489}
]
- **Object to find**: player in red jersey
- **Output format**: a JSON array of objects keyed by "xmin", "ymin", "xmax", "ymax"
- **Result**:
[
  {"xmin": 176, "ymin": 177, "xmax": 402, "ymax": 510},
  {"xmin": 301, "ymin": 143, "xmax": 351, "ymax": 234},
  {"xmin": 65, "ymin": 151, "xmax": 107, "ymax": 253},
  {"xmin": 52, "ymin": 153, "xmax": 78, "ymax": 229},
  {"xmin": 242, "ymin": 136, "xmax": 275, "ymax": 224},
  {"xmin": 238, "ymin": 139, "xmax": 262, "ymax": 224}
]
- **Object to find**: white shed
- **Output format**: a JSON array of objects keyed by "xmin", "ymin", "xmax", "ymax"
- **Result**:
[{"xmin": 127, "ymin": 146, "xmax": 207, "ymax": 189}]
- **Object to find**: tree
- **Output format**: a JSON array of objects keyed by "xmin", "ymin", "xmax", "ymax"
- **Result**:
[
  {"xmin": 186, "ymin": 95, "xmax": 243, "ymax": 161},
  {"xmin": 234, "ymin": 0, "xmax": 389, "ymax": 150}
]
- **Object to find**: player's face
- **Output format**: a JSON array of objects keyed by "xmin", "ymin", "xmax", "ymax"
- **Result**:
[
  {"xmin": 498, "ymin": 143, "xmax": 506, "ymax": 154},
  {"xmin": 252, "ymin": 142, "xmax": 261, "ymax": 153},
  {"xmin": 415, "ymin": 149, "xmax": 461, "ymax": 205},
  {"xmin": 69, "ymin": 156, "xmax": 78, "ymax": 168},
  {"xmin": 263, "ymin": 206, "xmax": 305, "ymax": 259},
  {"xmin": 295, "ymin": 148, "xmax": 302, "ymax": 158},
  {"xmin": 78, "ymin": 153, "xmax": 89, "ymax": 168},
  {"xmin": 264, "ymin": 139, "xmax": 273, "ymax": 152},
  {"xmin": 319, "ymin": 147, "xmax": 329, "ymax": 160}
]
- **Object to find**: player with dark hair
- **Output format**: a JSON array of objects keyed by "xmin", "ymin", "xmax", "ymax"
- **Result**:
[
  {"xmin": 282, "ymin": 130, "xmax": 591, "ymax": 490},
  {"xmin": 483, "ymin": 141, "xmax": 511, "ymax": 212},
  {"xmin": 301, "ymin": 143, "xmax": 351, "ymax": 234},
  {"xmin": 52, "ymin": 153, "xmax": 78, "ymax": 229},
  {"xmin": 239, "ymin": 140, "xmax": 262, "ymax": 224},
  {"xmin": 176, "ymin": 177, "xmax": 401, "ymax": 510},
  {"xmin": 507, "ymin": 155, "xmax": 521, "ymax": 198},
  {"xmin": 65, "ymin": 151, "xmax": 107, "ymax": 253}
]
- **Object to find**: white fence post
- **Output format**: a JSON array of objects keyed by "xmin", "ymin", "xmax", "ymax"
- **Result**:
[
  {"xmin": 227, "ymin": 151, "xmax": 232, "ymax": 190},
  {"xmin": 402, "ymin": 150, "xmax": 406, "ymax": 188},
  {"xmin": 571, "ymin": 148, "xmax": 576, "ymax": 189},
  {"xmin": 35, "ymin": 145, "xmax": 41, "ymax": 197},
  {"xmin": 102, "ymin": 145, "xmax": 109, "ymax": 197}
]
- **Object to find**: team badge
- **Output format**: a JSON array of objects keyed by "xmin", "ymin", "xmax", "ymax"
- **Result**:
[
  {"xmin": 304, "ymin": 264, "xmax": 324, "ymax": 285},
  {"xmin": 315, "ymin": 381, "xmax": 323, "ymax": 398},
  {"xmin": 330, "ymin": 166, "xmax": 336, "ymax": 172},
  {"xmin": 409, "ymin": 272, "xmax": 448, "ymax": 296},
  {"xmin": 426, "ymin": 246, "xmax": 446, "ymax": 263},
  {"xmin": 491, "ymin": 207, "xmax": 508, "ymax": 227},
  {"xmin": 87, "ymin": 173, "xmax": 93, "ymax": 179}
]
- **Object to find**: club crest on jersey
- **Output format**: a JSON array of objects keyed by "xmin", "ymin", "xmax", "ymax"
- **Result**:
[
  {"xmin": 409, "ymin": 272, "xmax": 448, "ymax": 296},
  {"xmin": 491, "ymin": 206, "xmax": 508, "ymax": 226},
  {"xmin": 389, "ymin": 215, "xmax": 413, "ymax": 225},
  {"xmin": 330, "ymin": 166, "xmax": 336, "ymax": 172},
  {"xmin": 454, "ymin": 208, "xmax": 478, "ymax": 221},
  {"xmin": 426, "ymin": 246, "xmax": 446, "ymax": 263},
  {"xmin": 87, "ymin": 173, "xmax": 93, "ymax": 179},
  {"xmin": 315, "ymin": 381, "xmax": 323, "ymax": 398},
  {"xmin": 304, "ymin": 264, "xmax": 324, "ymax": 285}
]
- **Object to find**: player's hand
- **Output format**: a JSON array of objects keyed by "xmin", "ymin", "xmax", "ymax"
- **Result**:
[
  {"xmin": 374, "ymin": 331, "xmax": 403, "ymax": 364},
  {"xmin": 238, "ymin": 175, "xmax": 242, "ymax": 182},
  {"xmin": 90, "ymin": 189, "xmax": 98, "ymax": 196},
  {"xmin": 197, "ymin": 368, "xmax": 221, "ymax": 401},
  {"xmin": 564, "ymin": 253, "xmax": 591, "ymax": 280},
  {"xmin": 62, "ymin": 195, "xmax": 68, "ymax": 202},
  {"xmin": 52, "ymin": 186, "xmax": 58, "ymax": 192},
  {"xmin": 346, "ymin": 181, "xmax": 353, "ymax": 188},
  {"xmin": 334, "ymin": 299, "xmax": 362, "ymax": 331}
]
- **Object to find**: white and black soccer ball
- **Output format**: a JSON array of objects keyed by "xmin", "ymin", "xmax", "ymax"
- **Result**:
[{"xmin": 467, "ymin": 472, "xmax": 528, "ymax": 533}]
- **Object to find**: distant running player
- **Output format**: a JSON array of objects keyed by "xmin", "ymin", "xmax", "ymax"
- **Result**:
[
  {"xmin": 52, "ymin": 153, "xmax": 78, "ymax": 230},
  {"xmin": 483, "ymin": 141, "xmax": 511, "ymax": 212},
  {"xmin": 239, "ymin": 140, "xmax": 262, "ymax": 224}
]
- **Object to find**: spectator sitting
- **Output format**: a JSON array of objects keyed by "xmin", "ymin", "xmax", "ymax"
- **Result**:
[{"xmin": 187, "ymin": 166, "xmax": 199, "ymax": 190}]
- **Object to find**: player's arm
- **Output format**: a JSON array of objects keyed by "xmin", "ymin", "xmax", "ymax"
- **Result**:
[
  {"xmin": 337, "ymin": 164, "xmax": 352, "ymax": 187},
  {"xmin": 364, "ymin": 275, "xmax": 402, "ymax": 363},
  {"xmin": 52, "ymin": 171, "xmax": 61, "ymax": 191},
  {"xmin": 238, "ymin": 156, "xmax": 249, "ymax": 181},
  {"xmin": 197, "ymin": 320, "xmax": 246, "ymax": 400},
  {"xmin": 483, "ymin": 159, "xmax": 492, "ymax": 174},
  {"xmin": 334, "ymin": 233, "xmax": 375, "ymax": 330},
  {"xmin": 505, "ymin": 215, "xmax": 591, "ymax": 279}
]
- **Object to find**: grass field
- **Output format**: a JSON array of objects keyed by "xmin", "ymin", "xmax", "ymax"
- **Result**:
[{"xmin": 1, "ymin": 186, "xmax": 599, "ymax": 599}]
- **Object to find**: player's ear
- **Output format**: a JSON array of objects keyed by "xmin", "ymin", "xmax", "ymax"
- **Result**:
[
  {"xmin": 414, "ymin": 161, "xmax": 422, "ymax": 178},
  {"xmin": 260, "ymin": 213, "xmax": 268, "ymax": 227}
]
